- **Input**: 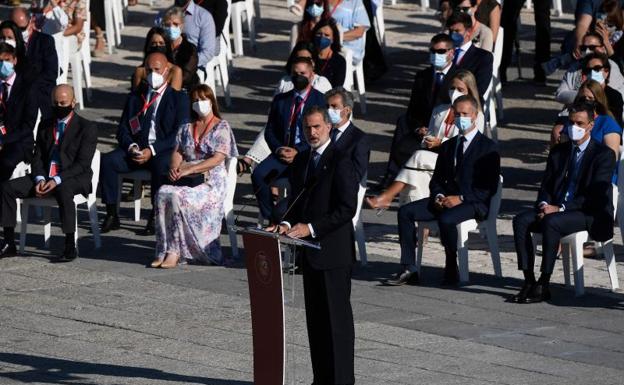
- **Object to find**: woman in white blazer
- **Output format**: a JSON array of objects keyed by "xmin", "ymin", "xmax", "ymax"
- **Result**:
[{"xmin": 367, "ymin": 70, "xmax": 484, "ymax": 210}]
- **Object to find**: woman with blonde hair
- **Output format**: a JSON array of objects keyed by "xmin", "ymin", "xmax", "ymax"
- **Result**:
[
  {"xmin": 153, "ymin": 84, "xmax": 238, "ymax": 268},
  {"xmin": 367, "ymin": 70, "xmax": 485, "ymax": 210}
]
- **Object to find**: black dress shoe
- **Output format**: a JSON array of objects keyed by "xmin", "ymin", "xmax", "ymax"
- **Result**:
[
  {"xmin": 139, "ymin": 217, "xmax": 155, "ymax": 236},
  {"xmin": 100, "ymin": 214, "xmax": 120, "ymax": 233},
  {"xmin": 511, "ymin": 282, "xmax": 535, "ymax": 303},
  {"xmin": 0, "ymin": 243, "xmax": 17, "ymax": 258},
  {"xmin": 51, "ymin": 247, "xmax": 78, "ymax": 263},
  {"xmin": 384, "ymin": 270, "xmax": 419, "ymax": 286},
  {"xmin": 524, "ymin": 283, "xmax": 551, "ymax": 303}
]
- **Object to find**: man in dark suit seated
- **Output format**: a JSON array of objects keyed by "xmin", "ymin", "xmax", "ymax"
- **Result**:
[
  {"xmin": 11, "ymin": 7, "xmax": 58, "ymax": 119},
  {"xmin": 100, "ymin": 52, "xmax": 190, "ymax": 235},
  {"xmin": 387, "ymin": 94, "xmax": 500, "ymax": 286},
  {"xmin": 325, "ymin": 86, "xmax": 370, "ymax": 184},
  {"xmin": 446, "ymin": 12, "xmax": 493, "ymax": 98},
  {"xmin": 268, "ymin": 106, "xmax": 359, "ymax": 385},
  {"xmin": 252, "ymin": 57, "xmax": 326, "ymax": 219},
  {"xmin": 0, "ymin": 43, "xmax": 38, "ymax": 182},
  {"xmin": 512, "ymin": 101, "xmax": 616, "ymax": 303},
  {"xmin": 0, "ymin": 84, "xmax": 97, "ymax": 262},
  {"xmin": 376, "ymin": 33, "xmax": 455, "ymax": 188}
]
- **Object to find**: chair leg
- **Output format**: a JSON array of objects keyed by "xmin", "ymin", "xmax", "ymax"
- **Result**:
[
  {"xmin": 571, "ymin": 237, "xmax": 585, "ymax": 296},
  {"xmin": 355, "ymin": 64, "xmax": 367, "ymax": 114},
  {"xmin": 74, "ymin": 207, "xmax": 79, "ymax": 250},
  {"xmin": 561, "ymin": 243, "xmax": 572, "ymax": 287},
  {"xmin": 19, "ymin": 203, "xmax": 29, "ymax": 253},
  {"xmin": 88, "ymin": 201, "xmax": 102, "ymax": 249},
  {"xmin": 457, "ymin": 224, "xmax": 470, "ymax": 283},
  {"xmin": 232, "ymin": 9, "xmax": 244, "ymax": 56},
  {"xmin": 353, "ymin": 219, "xmax": 367, "ymax": 266},
  {"xmin": 415, "ymin": 224, "xmax": 426, "ymax": 273},
  {"xmin": 71, "ymin": 53, "xmax": 84, "ymax": 109},
  {"xmin": 225, "ymin": 210, "xmax": 238, "ymax": 259},
  {"xmin": 602, "ymin": 240, "xmax": 620, "ymax": 291},
  {"xmin": 247, "ymin": 10, "xmax": 256, "ymax": 49},
  {"xmin": 43, "ymin": 207, "xmax": 52, "ymax": 249},
  {"xmin": 16, "ymin": 198, "xmax": 21, "ymax": 223},
  {"xmin": 486, "ymin": 223, "xmax": 502, "ymax": 277},
  {"xmin": 133, "ymin": 180, "xmax": 141, "ymax": 222}
]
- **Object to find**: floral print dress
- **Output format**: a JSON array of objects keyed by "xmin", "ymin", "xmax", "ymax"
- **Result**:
[{"xmin": 155, "ymin": 120, "xmax": 238, "ymax": 265}]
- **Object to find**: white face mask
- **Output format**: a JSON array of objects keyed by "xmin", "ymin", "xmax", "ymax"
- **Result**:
[
  {"xmin": 2, "ymin": 39, "xmax": 16, "ymax": 48},
  {"xmin": 192, "ymin": 99, "xmax": 212, "ymax": 117},
  {"xmin": 449, "ymin": 89, "xmax": 465, "ymax": 104},
  {"xmin": 568, "ymin": 124, "xmax": 587, "ymax": 141},
  {"xmin": 147, "ymin": 71, "xmax": 165, "ymax": 89}
]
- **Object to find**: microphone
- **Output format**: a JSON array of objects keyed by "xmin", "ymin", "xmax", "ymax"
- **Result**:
[
  {"xmin": 275, "ymin": 175, "xmax": 319, "ymax": 232},
  {"xmin": 234, "ymin": 169, "xmax": 280, "ymax": 226}
]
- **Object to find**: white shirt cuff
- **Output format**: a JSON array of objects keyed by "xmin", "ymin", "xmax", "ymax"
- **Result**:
[
  {"xmin": 559, "ymin": 204, "xmax": 565, "ymax": 212},
  {"xmin": 149, "ymin": 145, "xmax": 156, "ymax": 156},
  {"xmin": 538, "ymin": 201, "xmax": 548, "ymax": 208},
  {"xmin": 307, "ymin": 223, "xmax": 316, "ymax": 238},
  {"xmin": 52, "ymin": 176, "xmax": 62, "ymax": 185},
  {"xmin": 436, "ymin": 194, "xmax": 445, "ymax": 200},
  {"xmin": 128, "ymin": 143, "xmax": 139, "ymax": 153},
  {"xmin": 280, "ymin": 221, "xmax": 291, "ymax": 230},
  {"xmin": 35, "ymin": 176, "xmax": 46, "ymax": 184}
]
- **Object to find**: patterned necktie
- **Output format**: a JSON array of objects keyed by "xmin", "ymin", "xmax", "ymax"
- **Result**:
[
  {"xmin": 306, "ymin": 150, "xmax": 320, "ymax": 182},
  {"xmin": 288, "ymin": 95, "xmax": 304, "ymax": 146}
]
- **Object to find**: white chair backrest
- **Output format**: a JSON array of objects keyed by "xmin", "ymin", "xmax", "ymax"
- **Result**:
[
  {"xmin": 493, "ymin": 27, "xmax": 504, "ymax": 75},
  {"xmin": 486, "ymin": 175, "xmax": 503, "ymax": 222},
  {"xmin": 352, "ymin": 175, "xmax": 367, "ymax": 225},
  {"xmin": 612, "ymin": 183, "xmax": 618, "ymax": 219},
  {"xmin": 223, "ymin": 156, "xmax": 238, "ymax": 213},
  {"xmin": 90, "ymin": 150, "xmax": 101, "ymax": 194},
  {"xmin": 340, "ymin": 48, "xmax": 354, "ymax": 90}
]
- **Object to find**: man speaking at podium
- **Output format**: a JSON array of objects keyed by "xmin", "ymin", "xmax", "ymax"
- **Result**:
[{"xmin": 268, "ymin": 106, "xmax": 359, "ymax": 385}]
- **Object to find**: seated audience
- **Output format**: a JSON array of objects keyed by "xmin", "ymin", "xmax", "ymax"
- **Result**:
[
  {"xmin": 161, "ymin": 7, "xmax": 200, "ymax": 91},
  {"xmin": 10, "ymin": 7, "xmax": 58, "ymax": 118},
  {"xmin": 451, "ymin": 0, "xmax": 494, "ymax": 51},
  {"xmin": 312, "ymin": 18, "xmax": 347, "ymax": 88},
  {"xmin": 132, "ymin": 27, "xmax": 184, "ymax": 92},
  {"xmin": 100, "ymin": 52, "xmax": 190, "ymax": 235},
  {"xmin": 280, "ymin": 42, "xmax": 332, "ymax": 94},
  {"xmin": 385, "ymin": 94, "xmax": 500, "ymax": 286},
  {"xmin": 171, "ymin": 0, "xmax": 217, "ymax": 69},
  {"xmin": 0, "ymin": 21, "xmax": 27, "ymax": 65},
  {"xmin": 368, "ymin": 70, "xmax": 484, "ymax": 209},
  {"xmin": 474, "ymin": 0, "xmax": 501, "ymax": 43},
  {"xmin": 0, "ymin": 43, "xmax": 38, "ymax": 182},
  {"xmin": 38, "ymin": 0, "xmax": 86, "ymax": 45},
  {"xmin": 195, "ymin": 0, "xmax": 229, "ymax": 37},
  {"xmin": 252, "ymin": 57, "xmax": 326, "ymax": 219},
  {"xmin": 512, "ymin": 101, "xmax": 616, "ymax": 303},
  {"xmin": 0, "ymin": 84, "xmax": 97, "ymax": 262},
  {"xmin": 291, "ymin": 0, "xmax": 330, "ymax": 48},
  {"xmin": 153, "ymin": 84, "xmax": 237, "ymax": 269},
  {"xmin": 328, "ymin": 0, "xmax": 370, "ymax": 65}
]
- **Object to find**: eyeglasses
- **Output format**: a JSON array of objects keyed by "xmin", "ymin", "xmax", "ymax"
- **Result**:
[
  {"xmin": 429, "ymin": 48, "xmax": 450, "ymax": 54},
  {"xmin": 582, "ymin": 65, "xmax": 605, "ymax": 73},
  {"xmin": 580, "ymin": 44, "xmax": 601, "ymax": 51}
]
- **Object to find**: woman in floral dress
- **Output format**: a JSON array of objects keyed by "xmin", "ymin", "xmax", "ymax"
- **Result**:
[{"xmin": 152, "ymin": 84, "xmax": 238, "ymax": 268}]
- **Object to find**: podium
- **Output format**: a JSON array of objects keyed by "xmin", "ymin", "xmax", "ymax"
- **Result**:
[{"xmin": 236, "ymin": 226, "xmax": 320, "ymax": 385}]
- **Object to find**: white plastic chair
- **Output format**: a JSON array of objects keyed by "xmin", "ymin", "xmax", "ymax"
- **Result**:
[
  {"xmin": 118, "ymin": 169, "xmax": 151, "ymax": 221},
  {"xmin": 341, "ymin": 42, "xmax": 367, "ymax": 114},
  {"xmin": 230, "ymin": 0, "xmax": 256, "ymax": 56},
  {"xmin": 104, "ymin": 0, "xmax": 123, "ymax": 54},
  {"xmin": 415, "ymin": 175, "xmax": 503, "ymax": 282},
  {"xmin": 352, "ymin": 178, "xmax": 367, "ymax": 265},
  {"xmin": 13, "ymin": 110, "xmax": 42, "ymax": 223},
  {"xmin": 493, "ymin": 27, "xmax": 504, "ymax": 121},
  {"xmin": 374, "ymin": 2, "xmax": 385, "ymax": 49},
  {"xmin": 66, "ymin": 1, "xmax": 92, "ymax": 109},
  {"xmin": 224, "ymin": 157, "xmax": 239, "ymax": 258},
  {"xmin": 19, "ymin": 150, "xmax": 102, "ymax": 252},
  {"xmin": 199, "ymin": 34, "xmax": 232, "ymax": 107}
]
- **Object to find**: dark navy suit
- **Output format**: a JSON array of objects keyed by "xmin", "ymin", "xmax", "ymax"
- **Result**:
[
  {"xmin": 332, "ymin": 122, "xmax": 370, "ymax": 184},
  {"xmin": 448, "ymin": 44, "xmax": 493, "ymax": 98},
  {"xmin": 100, "ymin": 85, "xmax": 190, "ymax": 206},
  {"xmin": 252, "ymin": 87, "xmax": 326, "ymax": 218}
]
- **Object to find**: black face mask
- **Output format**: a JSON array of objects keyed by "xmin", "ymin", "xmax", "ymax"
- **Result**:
[
  {"xmin": 148, "ymin": 45, "xmax": 167, "ymax": 55},
  {"xmin": 291, "ymin": 74, "xmax": 309, "ymax": 91},
  {"xmin": 53, "ymin": 105, "xmax": 73, "ymax": 120}
]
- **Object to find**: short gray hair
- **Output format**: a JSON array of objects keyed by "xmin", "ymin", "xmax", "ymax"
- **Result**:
[
  {"xmin": 303, "ymin": 105, "xmax": 331, "ymax": 124},
  {"xmin": 325, "ymin": 86, "xmax": 354, "ymax": 110},
  {"xmin": 162, "ymin": 6, "xmax": 185, "ymax": 24}
]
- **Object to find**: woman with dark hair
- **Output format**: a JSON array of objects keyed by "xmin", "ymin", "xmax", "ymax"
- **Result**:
[
  {"xmin": 132, "ymin": 27, "xmax": 183, "ymax": 91},
  {"xmin": 153, "ymin": 84, "xmax": 238, "ymax": 268},
  {"xmin": 291, "ymin": 0, "xmax": 330, "ymax": 47},
  {"xmin": 312, "ymin": 18, "xmax": 346, "ymax": 87},
  {"xmin": 0, "ymin": 20, "xmax": 28, "ymax": 73}
]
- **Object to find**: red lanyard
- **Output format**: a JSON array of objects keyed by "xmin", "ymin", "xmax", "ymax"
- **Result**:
[
  {"xmin": 138, "ymin": 89, "xmax": 162, "ymax": 117},
  {"xmin": 443, "ymin": 109, "xmax": 455, "ymax": 138},
  {"xmin": 193, "ymin": 116, "xmax": 216, "ymax": 150},
  {"xmin": 320, "ymin": 51, "xmax": 333, "ymax": 74},
  {"xmin": 53, "ymin": 112, "xmax": 74, "ymax": 145},
  {"xmin": 329, "ymin": 0, "xmax": 343, "ymax": 17},
  {"xmin": 289, "ymin": 87, "xmax": 312, "ymax": 128}
]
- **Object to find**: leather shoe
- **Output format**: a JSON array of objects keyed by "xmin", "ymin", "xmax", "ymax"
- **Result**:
[
  {"xmin": 0, "ymin": 243, "xmax": 17, "ymax": 258},
  {"xmin": 523, "ymin": 283, "xmax": 551, "ymax": 303},
  {"xmin": 384, "ymin": 269, "xmax": 419, "ymax": 286},
  {"xmin": 100, "ymin": 214, "xmax": 120, "ymax": 233},
  {"xmin": 139, "ymin": 217, "xmax": 155, "ymax": 236},
  {"xmin": 51, "ymin": 247, "xmax": 78, "ymax": 263},
  {"xmin": 511, "ymin": 282, "xmax": 535, "ymax": 303}
]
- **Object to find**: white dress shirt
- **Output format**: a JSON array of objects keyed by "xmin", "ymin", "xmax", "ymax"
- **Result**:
[
  {"xmin": 455, "ymin": 41, "xmax": 472, "ymax": 64},
  {"xmin": 1, "ymin": 72, "xmax": 16, "ymax": 101},
  {"xmin": 333, "ymin": 120, "xmax": 351, "ymax": 142},
  {"xmin": 130, "ymin": 82, "xmax": 168, "ymax": 156}
]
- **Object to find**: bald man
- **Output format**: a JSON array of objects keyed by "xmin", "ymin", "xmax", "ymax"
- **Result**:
[
  {"xmin": 11, "ymin": 7, "xmax": 58, "ymax": 119},
  {"xmin": 0, "ymin": 84, "xmax": 97, "ymax": 262},
  {"xmin": 100, "ymin": 52, "xmax": 190, "ymax": 235}
]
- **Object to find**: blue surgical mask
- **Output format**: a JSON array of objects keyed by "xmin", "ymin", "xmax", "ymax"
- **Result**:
[
  {"xmin": 455, "ymin": 116, "xmax": 473, "ymax": 133},
  {"xmin": 306, "ymin": 4, "xmax": 324, "ymax": 17},
  {"xmin": 164, "ymin": 26, "xmax": 181, "ymax": 41},
  {"xmin": 0, "ymin": 61, "xmax": 14, "ymax": 79},
  {"xmin": 328, "ymin": 108, "xmax": 342, "ymax": 124},
  {"xmin": 450, "ymin": 32, "xmax": 464, "ymax": 48},
  {"xmin": 590, "ymin": 69, "xmax": 606, "ymax": 84},
  {"xmin": 315, "ymin": 35, "xmax": 332, "ymax": 50},
  {"xmin": 430, "ymin": 52, "xmax": 448, "ymax": 69}
]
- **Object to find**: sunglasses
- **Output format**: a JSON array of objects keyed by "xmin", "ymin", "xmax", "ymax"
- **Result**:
[
  {"xmin": 429, "ymin": 48, "xmax": 451, "ymax": 54},
  {"xmin": 583, "ymin": 65, "xmax": 605, "ymax": 73},
  {"xmin": 580, "ymin": 44, "xmax": 601, "ymax": 51}
]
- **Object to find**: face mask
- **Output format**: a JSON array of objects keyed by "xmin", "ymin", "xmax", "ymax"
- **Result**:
[
  {"xmin": 328, "ymin": 108, "xmax": 342, "ymax": 124},
  {"xmin": 306, "ymin": 4, "xmax": 324, "ymax": 18},
  {"xmin": 596, "ymin": 12, "xmax": 607, "ymax": 21},
  {"xmin": 192, "ymin": 99, "xmax": 212, "ymax": 117},
  {"xmin": 314, "ymin": 35, "xmax": 332, "ymax": 50},
  {"xmin": 0, "ymin": 61, "xmax": 14, "ymax": 79},
  {"xmin": 291, "ymin": 74, "xmax": 309, "ymax": 91},
  {"xmin": 147, "ymin": 70, "xmax": 165, "ymax": 89},
  {"xmin": 430, "ymin": 52, "xmax": 448, "ymax": 69},
  {"xmin": 568, "ymin": 124, "xmax": 586, "ymax": 141},
  {"xmin": 455, "ymin": 116, "xmax": 473, "ymax": 133},
  {"xmin": 449, "ymin": 89, "xmax": 464, "ymax": 104},
  {"xmin": 164, "ymin": 26, "xmax": 181, "ymax": 41},
  {"xmin": 589, "ymin": 69, "xmax": 605, "ymax": 84},
  {"xmin": 53, "ymin": 105, "xmax": 73, "ymax": 120},
  {"xmin": 450, "ymin": 32, "xmax": 464, "ymax": 48},
  {"xmin": 148, "ymin": 45, "xmax": 168, "ymax": 55},
  {"xmin": 2, "ymin": 39, "xmax": 16, "ymax": 48},
  {"xmin": 21, "ymin": 29, "xmax": 29, "ymax": 42}
]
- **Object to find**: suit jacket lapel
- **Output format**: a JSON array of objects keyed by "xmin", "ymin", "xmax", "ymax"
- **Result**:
[
  {"xmin": 574, "ymin": 139, "xmax": 597, "ymax": 194},
  {"xmin": 60, "ymin": 114, "xmax": 79, "ymax": 153},
  {"xmin": 313, "ymin": 143, "xmax": 333, "ymax": 181},
  {"xmin": 334, "ymin": 123, "xmax": 354, "ymax": 149}
]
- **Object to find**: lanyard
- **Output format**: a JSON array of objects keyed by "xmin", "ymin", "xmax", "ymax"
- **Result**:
[
  {"xmin": 289, "ymin": 87, "xmax": 312, "ymax": 128},
  {"xmin": 320, "ymin": 51, "xmax": 333, "ymax": 74},
  {"xmin": 193, "ymin": 115, "xmax": 216, "ymax": 150},
  {"xmin": 329, "ymin": 0, "xmax": 343, "ymax": 17},
  {"xmin": 443, "ymin": 109, "xmax": 455, "ymax": 138},
  {"xmin": 137, "ymin": 83, "xmax": 167, "ymax": 117},
  {"xmin": 53, "ymin": 112, "xmax": 74, "ymax": 145}
]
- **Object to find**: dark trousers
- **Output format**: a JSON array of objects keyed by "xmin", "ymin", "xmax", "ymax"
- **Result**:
[
  {"xmin": 251, "ymin": 153, "xmax": 289, "ymax": 218},
  {"xmin": 0, "ymin": 143, "xmax": 30, "ymax": 182},
  {"xmin": 1, "ymin": 176, "xmax": 82, "ymax": 233},
  {"xmin": 100, "ymin": 148, "xmax": 171, "ymax": 206},
  {"xmin": 302, "ymin": 256, "xmax": 355, "ymax": 385},
  {"xmin": 398, "ymin": 198, "xmax": 477, "ymax": 272},
  {"xmin": 513, "ymin": 209, "xmax": 587, "ymax": 275}
]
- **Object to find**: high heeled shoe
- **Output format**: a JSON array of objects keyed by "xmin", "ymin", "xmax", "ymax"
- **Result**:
[
  {"xmin": 365, "ymin": 195, "xmax": 391, "ymax": 216},
  {"xmin": 160, "ymin": 253, "xmax": 180, "ymax": 269},
  {"xmin": 150, "ymin": 259, "xmax": 163, "ymax": 268}
]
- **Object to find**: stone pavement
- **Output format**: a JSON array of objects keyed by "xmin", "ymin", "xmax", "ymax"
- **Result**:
[{"xmin": 1, "ymin": 1, "xmax": 624, "ymax": 384}]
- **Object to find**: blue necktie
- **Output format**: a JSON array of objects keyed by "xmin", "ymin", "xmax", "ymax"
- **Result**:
[
  {"xmin": 453, "ymin": 48, "xmax": 462, "ymax": 65},
  {"xmin": 564, "ymin": 146, "xmax": 581, "ymax": 202}
]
